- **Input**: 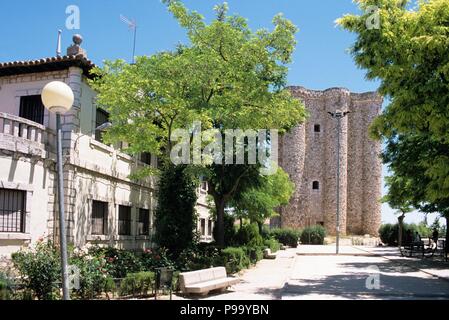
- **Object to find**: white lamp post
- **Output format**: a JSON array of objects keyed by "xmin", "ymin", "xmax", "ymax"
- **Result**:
[
  {"xmin": 328, "ymin": 110, "xmax": 350, "ymax": 255},
  {"xmin": 42, "ymin": 81, "xmax": 74, "ymax": 300}
]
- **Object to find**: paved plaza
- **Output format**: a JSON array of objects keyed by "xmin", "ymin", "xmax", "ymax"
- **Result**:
[{"xmin": 176, "ymin": 246, "xmax": 449, "ymax": 300}]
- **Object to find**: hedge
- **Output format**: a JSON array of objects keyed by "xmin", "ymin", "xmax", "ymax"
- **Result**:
[
  {"xmin": 270, "ymin": 228, "xmax": 301, "ymax": 248},
  {"xmin": 119, "ymin": 272, "xmax": 155, "ymax": 297},
  {"xmin": 300, "ymin": 225, "xmax": 326, "ymax": 245},
  {"xmin": 220, "ymin": 247, "xmax": 251, "ymax": 274},
  {"xmin": 264, "ymin": 239, "xmax": 281, "ymax": 253}
]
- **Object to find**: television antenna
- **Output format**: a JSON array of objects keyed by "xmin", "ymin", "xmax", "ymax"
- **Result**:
[{"xmin": 120, "ymin": 14, "xmax": 137, "ymax": 64}]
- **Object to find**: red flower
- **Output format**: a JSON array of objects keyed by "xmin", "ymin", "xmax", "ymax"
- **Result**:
[
  {"xmin": 155, "ymin": 255, "xmax": 161, "ymax": 261},
  {"xmin": 108, "ymin": 257, "xmax": 115, "ymax": 263}
]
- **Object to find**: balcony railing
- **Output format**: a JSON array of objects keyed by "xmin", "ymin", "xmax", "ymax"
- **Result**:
[{"xmin": 0, "ymin": 112, "xmax": 56, "ymax": 157}]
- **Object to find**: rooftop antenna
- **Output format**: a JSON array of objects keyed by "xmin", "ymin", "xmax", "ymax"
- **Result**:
[
  {"xmin": 56, "ymin": 30, "xmax": 62, "ymax": 57},
  {"xmin": 120, "ymin": 15, "xmax": 137, "ymax": 64}
]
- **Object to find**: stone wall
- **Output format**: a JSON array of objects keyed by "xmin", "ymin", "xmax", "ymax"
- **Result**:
[{"xmin": 278, "ymin": 87, "xmax": 383, "ymax": 236}]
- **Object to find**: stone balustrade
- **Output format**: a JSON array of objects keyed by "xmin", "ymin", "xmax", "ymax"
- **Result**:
[{"xmin": 0, "ymin": 112, "xmax": 56, "ymax": 158}]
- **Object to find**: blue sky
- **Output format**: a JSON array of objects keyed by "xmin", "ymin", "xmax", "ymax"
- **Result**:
[{"xmin": 0, "ymin": 0, "xmax": 440, "ymax": 226}]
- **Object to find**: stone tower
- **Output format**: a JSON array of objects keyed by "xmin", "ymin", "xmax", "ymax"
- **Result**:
[{"xmin": 277, "ymin": 87, "xmax": 383, "ymax": 236}]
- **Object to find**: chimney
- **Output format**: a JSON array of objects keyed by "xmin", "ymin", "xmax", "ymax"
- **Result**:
[{"xmin": 67, "ymin": 34, "xmax": 87, "ymax": 58}]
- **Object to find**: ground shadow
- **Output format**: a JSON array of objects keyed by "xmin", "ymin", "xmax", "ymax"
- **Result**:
[{"xmin": 283, "ymin": 259, "xmax": 449, "ymax": 300}]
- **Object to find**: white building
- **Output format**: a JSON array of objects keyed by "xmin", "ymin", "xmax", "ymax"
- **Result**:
[{"xmin": 0, "ymin": 36, "xmax": 212, "ymax": 257}]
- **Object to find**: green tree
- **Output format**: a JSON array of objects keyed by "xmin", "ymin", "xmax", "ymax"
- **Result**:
[
  {"xmin": 90, "ymin": 50, "xmax": 207, "ymax": 164},
  {"xmin": 162, "ymin": 1, "xmax": 306, "ymax": 246},
  {"xmin": 232, "ymin": 167, "xmax": 294, "ymax": 231},
  {"xmin": 382, "ymin": 175, "xmax": 415, "ymax": 246},
  {"xmin": 154, "ymin": 164, "xmax": 198, "ymax": 258},
  {"xmin": 91, "ymin": 1, "xmax": 306, "ymax": 248},
  {"xmin": 338, "ymin": 0, "xmax": 449, "ymax": 252}
]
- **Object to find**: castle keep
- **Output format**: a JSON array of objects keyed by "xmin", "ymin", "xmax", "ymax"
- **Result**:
[{"xmin": 278, "ymin": 87, "xmax": 383, "ymax": 236}]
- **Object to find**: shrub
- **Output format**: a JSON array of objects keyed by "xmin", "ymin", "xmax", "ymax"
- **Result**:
[
  {"xmin": 140, "ymin": 247, "xmax": 174, "ymax": 272},
  {"xmin": 264, "ymin": 239, "xmax": 281, "ymax": 253},
  {"xmin": 244, "ymin": 246, "xmax": 264, "ymax": 264},
  {"xmin": 12, "ymin": 241, "xmax": 61, "ymax": 300},
  {"xmin": 154, "ymin": 164, "xmax": 198, "ymax": 258},
  {"xmin": 260, "ymin": 225, "xmax": 272, "ymax": 240},
  {"xmin": 176, "ymin": 244, "xmax": 221, "ymax": 271},
  {"xmin": 235, "ymin": 223, "xmax": 264, "ymax": 247},
  {"xmin": 70, "ymin": 252, "xmax": 115, "ymax": 300},
  {"xmin": 270, "ymin": 228, "xmax": 300, "ymax": 248},
  {"xmin": 0, "ymin": 272, "xmax": 13, "ymax": 300},
  {"xmin": 89, "ymin": 247, "xmax": 142, "ymax": 278},
  {"xmin": 379, "ymin": 224, "xmax": 396, "ymax": 246},
  {"xmin": 119, "ymin": 272, "xmax": 155, "ymax": 297},
  {"xmin": 379, "ymin": 223, "xmax": 421, "ymax": 246},
  {"xmin": 220, "ymin": 247, "xmax": 250, "ymax": 274},
  {"xmin": 300, "ymin": 225, "xmax": 326, "ymax": 245}
]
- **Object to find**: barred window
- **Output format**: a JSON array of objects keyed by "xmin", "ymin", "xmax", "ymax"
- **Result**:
[
  {"xmin": 0, "ymin": 189, "xmax": 26, "ymax": 233},
  {"xmin": 20, "ymin": 95, "xmax": 45, "ymax": 125},
  {"xmin": 313, "ymin": 181, "xmax": 320, "ymax": 190},
  {"xmin": 208, "ymin": 220, "xmax": 213, "ymax": 236},
  {"xmin": 92, "ymin": 201, "xmax": 108, "ymax": 235},
  {"xmin": 314, "ymin": 124, "xmax": 321, "ymax": 133},
  {"xmin": 200, "ymin": 219, "xmax": 206, "ymax": 236},
  {"xmin": 138, "ymin": 208, "xmax": 150, "ymax": 236},
  {"xmin": 118, "ymin": 206, "xmax": 132, "ymax": 236}
]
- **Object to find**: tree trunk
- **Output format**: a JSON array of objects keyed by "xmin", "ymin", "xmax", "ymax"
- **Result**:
[
  {"xmin": 398, "ymin": 214, "xmax": 405, "ymax": 248},
  {"xmin": 446, "ymin": 216, "xmax": 449, "ymax": 257},
  {"xmin": 258, "ymin": 221, "xmax": 263, "ymax": 235},
  {"xmin": 214, "ymin": 196, "xmax": 226, "ymax": 248}
]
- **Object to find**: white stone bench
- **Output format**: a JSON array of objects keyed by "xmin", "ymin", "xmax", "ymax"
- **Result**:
[
  {"xmin": 263, "ymin": 248, "xmax": 278, "ymax": 260},
  {"xmin": 179, "ymin": 267, "xmax": 240, "ymax": 296}
]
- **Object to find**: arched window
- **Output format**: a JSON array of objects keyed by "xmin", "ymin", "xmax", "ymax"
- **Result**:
[{"xmin": 312, "ymin": 181, "xmax": 320, "ymax": 190}]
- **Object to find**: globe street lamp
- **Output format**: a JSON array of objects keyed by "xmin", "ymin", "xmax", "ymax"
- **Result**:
[
  {"xmin": 41, "ymin": 81, "xmax": 74, "ymax": 300},
  {"xmin": 328, "ymin": 110, "xmax": 350, "ymax": 255}
]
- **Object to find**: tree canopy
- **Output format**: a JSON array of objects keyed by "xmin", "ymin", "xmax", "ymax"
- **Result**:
[
  {"xmin": 232, "ymin": 167, "xmax": 294, "ymax": 226},
  {"xmin": 338, "ymin": 0, "xmax": 449, "ymax": 248},
  {"xmin": 91, "ymin": 1, "xmax": 305, "ymax": 247},
  {"xmin": 338, "ymin": 0, "xmax": 449, "ymax": 203}
]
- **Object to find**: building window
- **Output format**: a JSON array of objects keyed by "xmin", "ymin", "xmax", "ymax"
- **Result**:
[
  {"xmin": 314, "ymin": 124, "xmax": 321, "ymax": 133},
  {"xmin": 318, "ymin": 221, "xmax": 325, "ymax": 227},
  {"xmin": 95, "ymin": 108, "xmax": 110, "ymax": 142},
  {"xmin": 200, "ymin": 219, "xmax": 206, "ymax": 236},
  {"xmin": 138, "ymin": 208, "xmax": 150, "ymax": 236},
  {"xmin": 118, "ymin": 205, "xmax": 132, "ymax": 236},
  {"xmin": 199, "ymin": 177, "xmax": 208, "ymax": 194},
  {"xmin": 140, "ymin": 153, "xmax": 152, "ymax": 166},
  {"xmin": 20, "ymin": 95, "xmax": 45, "ymax": 125},
  {"xmin": 208, "ymin": 220, "xmax": 213, "ymax": 236},
  {"xmin": 0, "ymin": 189, "xmax": 26, "ymax": 233},
  {"xmin": 92, "ymin": 201, "xmax": 108, "ymax": 235},
  {"xmin": 313, "ymin": 181, "xmax": 320, "ymax": 190}
]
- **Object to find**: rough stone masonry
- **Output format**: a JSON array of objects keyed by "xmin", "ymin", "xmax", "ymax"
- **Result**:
[{"xmin": 277, "ymin": 87, "xmax": 383, "ymax": 236}]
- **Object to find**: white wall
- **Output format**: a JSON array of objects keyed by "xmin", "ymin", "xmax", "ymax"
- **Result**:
[{"xmin": 0, "ymin": 157, "xmax": 53, "ymax": 256}]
